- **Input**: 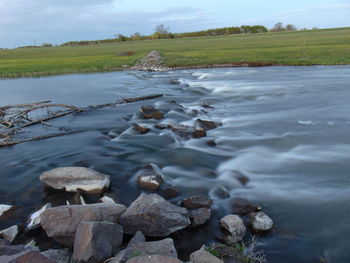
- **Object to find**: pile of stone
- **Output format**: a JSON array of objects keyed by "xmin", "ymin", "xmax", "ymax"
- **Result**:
[
  {"xmin": 132, "ymin": 51, "xmax": 171, "ymax": 72},
  {"xmin": 0, "ymin": 165, "xmax": 273, "ymax": 262}
]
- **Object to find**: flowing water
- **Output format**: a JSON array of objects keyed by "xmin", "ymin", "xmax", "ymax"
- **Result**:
[{"xmin": 0, "ymin": 66, "xmax": 350, "ymax": 262}]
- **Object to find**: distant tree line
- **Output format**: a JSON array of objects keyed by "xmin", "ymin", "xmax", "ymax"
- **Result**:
[{"xmin": 60, "ymin": 24, "xmax": 268, "ymax": 46}]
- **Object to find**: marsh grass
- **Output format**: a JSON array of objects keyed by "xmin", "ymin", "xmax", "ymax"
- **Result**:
[{"xmin": 0, "ymin": 27, "xmax": 349, "ymax": 78}]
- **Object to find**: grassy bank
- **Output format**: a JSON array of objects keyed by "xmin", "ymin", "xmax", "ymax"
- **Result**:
[{"xmin": 0, "ymin": 27, "xmax": 349, "ymax": 78}]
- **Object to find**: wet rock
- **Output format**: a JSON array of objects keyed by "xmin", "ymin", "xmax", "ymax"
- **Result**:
[
  {"xmin": 181, "ymin": 196, "xmax": 213, "ymax": 210},
  {"xmin": 40, "ymin": 203, "xmax": 126, "ymax": 247},
  {"xmin": 73, "ymin": 221, "xmax": 123, "ymax": 263},
  {"xmin": 27, "ymin": 203, "xmax": 52, "ymax": 231},
  {"xmin": 189, "ymin": 208, "xmax": 211, "ymax": 227},
  {"xmin": 231, "ymin": 171, "xmax": 250, "ymax": 186},
  {"xmin": 40, "ymin": 167, "xmax": 111, "ymax": 194},
  {"xmin": 0, "ymin": 225, "xmax": 19, "ymax": 244},
  {"xmin": 190, "ymin": 249, "xmax": 223, "ymax": 263},
  {"xmin": 119, "ymin": 193, "xmax": 190, "ymax": 237},
  {"xmin": 231, "ymin": 198, "xmax": 261, "ymax": 215},
  {"xmin": 136, "ymin": 164, "xmax": 164, "ymax": 191},
  {"xmin": 1, "ymin": 250, "xmax": 54, "ymax": 263},
  {"xmin": 126, "ymin": 255, "xmax": 183, "ymax": 263},
  {"xmin": 192, "ymin": 128, "xmax": 206, "ymax": 138},
  {"xmin": 133, "ymin": 124, "xmax": 150, "ymax": 134},
  {"xmin": 249, "ymin": 212, "xmax": 273, "ymax": 232},
  {"xmin": 154, "ymin": 124, "xmax": 168, "ymax": 130},
  {"xmin": 100, "ymin": 196, "xmax": 116, "ymax": 204},
  {"xmin": 41, "ymin": 249, "xmax": 72, "ymax": 263},
  {"xmin": 140, "ymin": 106, "xmax": 164, "ymax": 120},
  {"xmin": 0, "ymin": 205, "xmax": 13, "ymax": 217},
  {"xmin": 159, "ymin": 185, "xmax": 179, "ymax": 200},
  {"xmin": 213, "ymin": 186, "xmax": 230, "ymax": 199},
  {"xmin": 220, "ymin": 215, "xmax": 246, "ymax": 244},
  {"xmin": 206, "ymin": 140, "xmax": 217, "ymax": 147},
  {"xmin": 0, "ymin": 245, "xmax": 25, "ymax": 256},
  {"xmin": 196, "ymin": 119, "xmax": 219, "ymax": 131}
]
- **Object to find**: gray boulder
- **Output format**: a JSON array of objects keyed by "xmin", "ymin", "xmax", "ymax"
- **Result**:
[
  {"xmin": 189, "ymin": 208, "xmax": 211, "ymax": 227},
  {"xmin": 249, "ymin": 212, "xmax": 273, "ymax": 232},
  {"xmin": 119, "ymin": 193, "xmax": 190, "ymax": 237},
  {"xmin": 126, "ymin": 255, "xmax": 183, "ymax": 263},
  {"xmin": 40, "ymin": 203, "xmax": 126, "ymax": 247},
  {"xmin": 190, "ymin": 249, "xmax": 223, "ymax": 263},
  {"xmin": 0, "ymin": 225, "xmax": 19, "ymax": 244},
  {"xmin": 41, "ymin": 249, "xmax": 71, "ymax": 263},
  {"xmin": 73, "ymin": 221, "xmax": 123, "ymax": 263},
  {"xmin": 220, "ymin": 215, "xmax": 246, "ymax": 244},
  {"xmin": 40, "ymin": 167, "xmax": 110, "ymax": 194}
]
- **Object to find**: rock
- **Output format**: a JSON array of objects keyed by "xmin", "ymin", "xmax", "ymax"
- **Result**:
[
  {"xmin": 159, "ymin": 185, "xmax": 179, "ymax": 200},
  {"xmin": 249, "ymin": 212, "xmax": 273, "ymax": 232},
  {"xmin": 220, "ymin": 215, "xmax": 246, "ymax": 244},
  {"xmin": 196, "ymin": 119, "xmax": 219, "ymax": 131},
  {"xmin": 212, "ymin": 186, "xmax": 230, "ymax": 199},
  {"xmin": 133, "ymin": 124, "xmax": 150, "ymax": 134},
  {"xmin": 100, "ymin": 196, "xmax": 116, "ymax": 204},
  {"xmin": 231, "ymin": 171, "xmax": 250, "ymax": 185},
  {"xmin": 24, "ymin": 240, "xmax": 37, "ymax": 250},
  {"xmin": 132, "ymin": 51, "xmax": 171, "ymax": 72},
  {"xmin": 73, "ymin": 221, "xmax": 123, "ymax": 263},
  {"xmin": 0, "ymin": 245, "xmax": 25, "ymax": 256},
  {"xmin": 0, "ymin": 239, "xmax": 10, "ymax": 247},
  {"xmin": 40, "ymin": 203, "xmax": 126, "ymax": 247},
  {"xmin": 136, "ymin": 164, "xmax": 164, "ymax": 191},
  {"xmin": 41, "ymin": 249, "xmax": 72, "ymax": 263},
  {"xmin": 0, "ymin": 205, "xmax": 13, "ymax": 217},
  {"xmin": 154, "ymin": 124, "xmax": 167, "ymax": 130},
  {"xmin": 123, "ymin": 238, "xmax": 177, "ymax": 262},
  {"xmin": 189, "ymin": 208, "xmax": 211, "ymax": 227},
  {"xmin": 192, "ymin": 128, "xmax": 206, "ymax": 138},
  {"xmin": 190, "ymin": 249, "xmax": 223, "ymax": 263},
  {"xmin": 128, "ymin": 231, "xmax": 146, "ymax": 247},
  {"xmin": 231, "ymin": 198, "xmax": 261, "ymax": 215},
  {"xmin": 126, "ymin": 255, "xmax": 183, "ymax": 263},
  {"xmin": 119, "ymin": 193, "xmax": 190, "ymax": 237},
  {"xmin": 1, "ymin": 250, "xmax": 54, "ymax": 263},
  {"xmin": 181, "ymin": 196, "xmax": 213, "ymax": 210},
  {"xmin": 140, "ymin": 106, "xmax": 164, "ymax": 120},
  {"xmin": 27, "ymin": 203, "xmax": 52, "ymax": 231},
  {"xmin": 206, "ymin": 140, "xmax": 217, "ymax": 147},
  {"xmin": 0, "ymin": 225, "xmax": 19, "ymax": 243},
  {"xmin": 40, "ymin": 167, "xmax": 111, "ymax": 194}
]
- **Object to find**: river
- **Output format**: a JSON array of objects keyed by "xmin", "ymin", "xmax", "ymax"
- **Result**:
[{"xmin": 0, "ymin": 66, "xmax": 349, "ymax": 262}]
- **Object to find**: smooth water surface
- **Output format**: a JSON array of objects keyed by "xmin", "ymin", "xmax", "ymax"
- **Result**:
[{"xmin": 0, "ymin": 66, "xmax": 350, "ymax": 262}]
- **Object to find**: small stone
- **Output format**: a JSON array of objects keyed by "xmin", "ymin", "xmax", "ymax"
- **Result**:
[
  {"xmin": 220, "ymin": 215, "xmax": 246, "ymax": 244},
  {"xmin": 192, "ymin": 128, "xmax": 206, "ymax": 138},
  {"xmin": 133, "ymin": 124, "xmax": 150, "ymax": 134},
  {"xmin": 154, "ymin": 124, "xmax": 168, "ymax": 130},
  {"xmin": 136, "ymin": 164, "xmax": 164, "ymax": 191},
  {"xmin": 26, "ymin": 203, "xmax": 52, "ymax": 231},
  {"xmin": 190, "ymin": 249, "xmax": 223, "ymax": 263},
  {"xmin": 73, "ymin": 221, "xmax": 123, "ymax": 263},
  {"xmin": 206, "ymin": 140, "xmax": 216, "ymax": 147},
  {"xmin": 196, "ymin": 119, "xmax": 219, "ymax": 130},
  {"xmin": 40, "ymin": 167, "xmax": 111, "ymax": 194},
  {"xmin": 100, "ymin": 196, "xmax": 116, "ymax": 204},
  {"xmin": 0, "ymin": 225, "xmax": 19, "ymax": 244},
  {"xmin": 189, "ymin": 208, "xmax": 211, "ymax": 227},
  {"xmin": 41, "ymin": 249, "xmax": 72, "ymax": 263},
  {"xmin": 181, "ymin": 196, "xmax": 213, "ymax": 210},
  {"xmin": 249, "ymin": 212, "xmax": 273, "ymax": 232},
  {"xmin": 140, "ymin": 106, "xmax": 164, "ymax": 120},
  {"xmin": 231, "ymin": 198, "xmax": 261, "ymax": 215}
]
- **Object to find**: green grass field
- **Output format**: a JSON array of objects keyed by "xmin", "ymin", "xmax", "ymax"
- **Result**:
[{"xmin": 0, "ymin": 27, "xmax": 349, "ymax": 78}]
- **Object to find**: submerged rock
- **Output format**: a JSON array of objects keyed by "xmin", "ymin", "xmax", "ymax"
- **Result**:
[
  {"xmin": 40, "ymin": 203, "xmax": 126, "ymax": 247},
  {"xmin": 220, "ymin": 215, "xmax": 246, "ymax": 244},
  {"xmin": 40, "ymin": 167, "xmax": 111, "ymax": 194},
  {"xmin": 140, "ymin": 106, "xmax": 164, "ymax": 120},
  {"xmin": 181, "ymin": 195, "xmax": 213, "ymax": 210},
  {"xmin": 249, "ymin": 212, "xmax": 273, "ymax": 232},
  {"xmin": 0, "ymin": 225, "xmax": 19, "ymax": 244},
  {"xmin": 73, "ymin": 221, "xmax": 123, "ymax": 263},
  {"xmin": 119, "ymin": 193, "xmax": 190, "ymax": 237},
  {"xmin": 196, "ymin": 119, "xmax": 219, "ymax": 131},
  {"xmin": 133, "ymin": 124, "xmax": 150, "ymax": 134},
  {"xmin": 231, "ymin": 198, "xmax": 261, "ymax": 215},
  {"xmin": 136, "ymin": 164, "xmax": 164, "ymax": 191}
]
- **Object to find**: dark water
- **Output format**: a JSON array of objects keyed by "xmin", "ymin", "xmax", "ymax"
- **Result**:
[{"xmin": 1, "ymin": 66, "xmax": 350, "ymax": 262}]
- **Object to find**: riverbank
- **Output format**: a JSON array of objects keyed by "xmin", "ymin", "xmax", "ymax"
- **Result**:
[{"xmin": 0, "ymin": 27, "xmax": 349, "ymax": 79}]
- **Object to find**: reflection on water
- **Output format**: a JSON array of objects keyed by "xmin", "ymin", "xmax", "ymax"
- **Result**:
[{"xmin": 1, "ymin": 66, "xmax": 350, "ymax": 262}]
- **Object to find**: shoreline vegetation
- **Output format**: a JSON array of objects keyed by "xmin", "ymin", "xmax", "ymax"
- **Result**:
[{"xmin": 0, "ymin": 27, "xmax": 349, "ymax": 79}]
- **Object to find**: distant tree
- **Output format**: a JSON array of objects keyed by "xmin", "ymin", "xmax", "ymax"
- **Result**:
[
  {"xmin": 131, "ymin": 32, "xmax": 142, "ymax": 41},
  {"xmin": 285, "ymin": 24, "xmax": 297, "ymax": 31},
  {"xmin": 155, "ymin": 24, "xmax": 170, "ymax": 34},
  {"xmin": 114, "ymin": 34, "xmax": 127, "ymax": 41},
  {"xmin": 271, "ymin": 22, "xmax": 285, "ymax": 32},
  {"xmin": 41, "ymin": 42, "xmax": 53, "ymax": 47}
]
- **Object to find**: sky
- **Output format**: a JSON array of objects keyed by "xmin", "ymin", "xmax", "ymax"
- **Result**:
[{"xmin": 0, "ymin": 0, "xmax": 349, "ymax": 48}]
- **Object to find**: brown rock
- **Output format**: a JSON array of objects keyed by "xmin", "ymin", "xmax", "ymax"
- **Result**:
[
  {"xmin": 73, "ymin": 221, "xmax": 123, "ymax": 263},
  {"xmin": 189, "ymin": 208, "xmax": 211, "ymax": 227},
  {"xmin": 196, "ymin": 119, "xmax": 219, "ymax": 130},
  {"xmin": 181, "ymin": 196, "xmax": 213, "ymax": 210},
  {"xmin": 192, "ymin": 128, "xmax": 206, "ymax": 138},
  {"xmin": 231, "ymin": 198, "xmax": 261, "ymax": 215},
  {"xmin": 5, "ymin": 250, "xmax": 54, "ymax": 263},
  {"xmin": 136, "ymin": 164, "xmax": 164, "ymax": 191},
  {"xmin": 140, "ymin": 106, "xmax": 164, "ymax": 120},
  {"xmin": 133, "ymin": 124, "xmax": 150, "ymax": 134},
  {"xmin": 40, "ymin": 203, "xmax": 126, "ymax": 247}
]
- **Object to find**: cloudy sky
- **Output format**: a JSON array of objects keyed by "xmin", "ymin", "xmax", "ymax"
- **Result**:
[{"xmin": 0, "ymin": 0, "xmax": 349, "ymax": 48}]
